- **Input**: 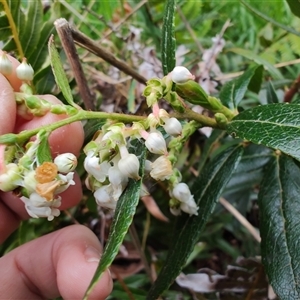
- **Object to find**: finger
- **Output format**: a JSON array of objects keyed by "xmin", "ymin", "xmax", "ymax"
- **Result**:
[
  {"xmin": 0, "ymin": 225, "xmax": 112, "ymax": 299},
  {"xmin": 0, "ymin": 173, "xmax": 82, "ymax": 243},
  {"xmin": 15, "ymin": 94, "xmax": 84, "ymax": 157},
  {"xmin": 0, "ymin": 51, "xmax": 23, "ymax": 92},
  {"xmin": 0, "ymin": 73, "xmax": 16, "ymax": 135}
]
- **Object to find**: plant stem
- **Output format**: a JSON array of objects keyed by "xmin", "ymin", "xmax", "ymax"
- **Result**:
[{"xmin": 1, "ymin": 0, "xmax": 24, "ymax": 58}]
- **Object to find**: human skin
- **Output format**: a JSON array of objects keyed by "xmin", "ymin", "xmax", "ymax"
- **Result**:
[{"xmin": 0, "ymin": 53, "xmax": 112, "ymax": 299}]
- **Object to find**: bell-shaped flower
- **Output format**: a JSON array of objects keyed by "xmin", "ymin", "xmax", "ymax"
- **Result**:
[
  {"xmin": 94, "ymin": 184, "xmax": 117, "ymax": 210},
  {"xmin": 180, "ymin": 199, "xmax": 198, "ymax": 216},
  {"xmin": 163, "ymin": 117, "xmax": 182, "ymax": 136},
  {"xmin": 20, "ymin": 193, "xmax": 61, "ymax": 221},
  {"xmin": 171, "ymin": 66, "xmax": 195, "ymax": 84},
  {"xmin": 145, "ymin": 131, "xmax": 168, "ymax": 155},
  {"xmin": 0, "ymin": 51, "xmax": 12, "ymax": 75},
  {"xmin": 0, "ymin": 163, "xmax": 22, "ymax": 192},
  {"xmin": 171, "ymin": 182, "xmax": 193, "ymax": 203},
  {"xmin": 150, "ymin": 155, "xmax": 173, "ymax": 181},
  {"xmin": 118, "ymin": 153, "xmax": 140, "ymax": 180},
  {"xmin": 84, "ymin": 151, "xmax": 111, "ymax": 182},
  {"xmin": 16, "ymin": 58, "xmax": 34, "ymax": 81},
  {"xmin": 54, "ymin": 153, "xmax": 77, "ymax": 173}
]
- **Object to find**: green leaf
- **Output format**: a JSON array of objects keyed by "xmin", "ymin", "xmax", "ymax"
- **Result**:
[
  {"xmin": 229, "ymin": 48, "xmax": 283, "ymax": 79},
  {"xmin": 241, "ymin": 0, "xmax": 300, "ymax": 37},
  {"xmin": 219, "ymin": 64, "xmax": 263, "ymax": 109},
  {"xmin": 161, "ymin": 0, "xmax": 176, "ymax": 75},
  {"xmin": 36, "ymin": 130, "xmax": 52, "ymax": 165},
  {"xmin": 20, "ymin": 0, "xmax": 43, "ymax": 58},
  {"xmin": 146, "ymin": 145, "xmax": 243, "ymax": 300},
  {"xmin": 266, "ymin": 80, "xmax": 279, "ymax": 103},
  {"xmin": 259, "ymin": 154, "xmax": 300, "ymax": 299},
  {"xmin": 286, "ymin": 0, "xmax": 300, "ymax": 18},
  {"xmin": 48, "ymin": 36, "xmax": 78, "ymax": 108},
  {"xmin": 227, "ymin": 103, "xmax": 300, "ymax": 161},
  {"xmin": 84, "ymin": 141, "xmax": 146, "ymax": 299}
]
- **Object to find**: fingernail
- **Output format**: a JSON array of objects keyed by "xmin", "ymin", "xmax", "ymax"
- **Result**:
[{"xmin": 84, "ymin": 246, "xmax": 101, "ymax": 263}]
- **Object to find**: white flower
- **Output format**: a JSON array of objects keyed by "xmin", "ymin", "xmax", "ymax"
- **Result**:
[
  {"xmin": 54, "ymin": 153, "xmax": 77, "ymax": 173},
  {"xmin": 145, "ymin": 131, "xmax": 167, "ymax": 155},
  {"xmin": 171, "ymin": 66, "xmax": 195, "ymax": 84},
  {"xmin": 118, "ymin": 153, "xmax": 140, "ymax": 180},
  {"xmin": 171, "ymin": 182, "xmax": 198, "ymax": 216},
  {"xmin": 16, "ymin": 58, "xmax": 34, "ymax": 81},
  {"xmin": 56, "ymin": 172, "xmax": 75, "ymax": 194},
  {"xmin": 22, "ymin": 170, "xmax": 37, "ymax": 194},
  {"xmin": 94, "ymin": 185, "xmax": 117, "ymax": 210},
  {"xmin": 0, "ymin": 163, "xmax": 22, "ymax": 192},
  {"xmin": 0, "ymin": 51, "xmax": 12, "ymax": 75},
  {"xmin": 20, "ymin": 193, "xmax": 61, "ymax": 221},
  {"xmin": 84, "ymin": 151, "xmax": 111, "ymax": 182},
  {"xmin": 150, "ymin": 156, "xmax": 173, "ymax": 181},
  {"xmin": 163, "ymin": 117, "xmax": 182, "ymax": 136}
]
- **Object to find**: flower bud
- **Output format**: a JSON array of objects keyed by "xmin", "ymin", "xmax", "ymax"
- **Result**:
[
  {"xmin": 54, "ymin": 153, "xmax": 78, "ymax": 173},
  {"xmin": 16, "ymin": 58, "xmax": 34, "ymax": 81},
  {"xmin": 150, "ymin": 155, "xmax": 173, "ymax": 181},
  {"xmin": 163, "ymin": 117, "xmax": 182, "ymax": 136},
  {"xmin": 0, "ymin": 163, "xmax": 21, "ymax": 192},
  {"xmin": 158, "ymin": 109, "xmax": 169, "ymax": 121},
  {"xmin": 118, "ymin": 153, "xmax": 140, "ymax": 180},
  {"xmin": 0, "ymin": 51, "xmax": 13, "ymax": 75},
  {"xmin": 171, "ymin": 182, "xmax": 193, "ymax": 203},
  {"xmin": 171, "ymin": 66, "xmax": 195, "ymax": 84},
  {"xmin": 145, "ymin": 131, "xmax": 168, "ymax": 155}
]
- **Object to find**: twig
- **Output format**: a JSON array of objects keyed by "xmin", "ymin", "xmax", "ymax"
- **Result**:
[
  {"xmin": 176, "ymin": 6, "xmax": 204, "ymax": 53},
  {"xmin": 214, "ymin": 58, "xmax": 300, "ymax": 81},
  {"xmin": 219, "ymin": 197, "xmax": 261, "ymax": 243},
  {"xmin": 100, "ymin": 0, "xmax": 148, "ymax": 42},
  {"xmin": 54, "ymin": 18, "xmax": 95, "ymax": 110},
  {"xmin": 70, "ymin": 26, "xmax": 147, "ymax": 85}
]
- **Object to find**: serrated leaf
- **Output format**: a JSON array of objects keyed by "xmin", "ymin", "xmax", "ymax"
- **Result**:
[
  {"xmin": 227, "ymin": 103, "xmax": 300, "ymax": 161},
  {"xmin": 84, "ymin": 141, "xmax": 146, "ymax": 299},
  {"xmin": 266, "ymin": 80, "xmax": 279, "ymax": 103},
  {"xmin": 146, "ymin": 145, "xmax": 243, "ymax": 300},
  {"xmin": 48, "ymin": 36, "xmax": 77, "ymax": 107},
  {"xmin": 229, "ymin": 48, "xmax": 283, "ymax": 79},
  {"xmin": 220, "ymin": 64, "xmax": 263, "ymax": 109},
  {"xmin": 161, "ymin": 0, "xmax": 176, "ymax": 75},
  {"xmin": 259, "ymin": 154, "xmax": 300, "ymax": 299},
  {"xmin": 287, "ymin": 0, "xmax": 300, "ymax": 18}
]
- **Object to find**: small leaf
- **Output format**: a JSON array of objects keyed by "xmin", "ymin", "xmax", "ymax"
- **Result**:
[
  {"xmin": 286, "ymin": 0, "xmax": 300, "ymax": 18},
  {"xmin": 146, "ymin": 145, "xmax": 243, "ymax": 300},
  {"xmin": 259, "ymin": 154, "xmax": 300, "ymax": 299},
  {"xmin": 227, "ymin": 103, "xmax": 300, "ymax": 161},
  {"xmin": 266, "ymin": 80, "xmax": 279, "ymax": 103},
  {"xmin": 229, "ymin": 48, "xmax": 283, "ymax": 79},
  {"xmin": 48, "ymin": 35, "xmax": 78, "ymax": 108},
  {"xmin": 220, "ymin": 64, "xmax": 263, "ymax": 109},
  {"xmin": 36, "ymin": 130, "xmax": 52, "ymax": 165},
  {"xmin": 84, "ymin": 141, "xmax": 146, "ymax": 299},
  {"xmin": 161, "ymin": 0, "xmax": 176, "ymax": 75}
]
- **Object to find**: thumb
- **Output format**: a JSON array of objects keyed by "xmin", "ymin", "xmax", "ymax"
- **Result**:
[{"xmin": 0, "ymin": 225, "xmax": 112, "ymax": 299}]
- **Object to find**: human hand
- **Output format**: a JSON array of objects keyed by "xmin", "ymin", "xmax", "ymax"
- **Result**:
[{"xmin": 0, "ymin": 52, "xmax": 112, "ymax": 299}]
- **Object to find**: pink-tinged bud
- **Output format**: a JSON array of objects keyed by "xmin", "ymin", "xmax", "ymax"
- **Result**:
[
  {"xmin": 0, "ymin": 51, "xmax": 13, "ymax": 75},
  {"xmin": 16, "ymin": 58, "xmax": 34, "ymax": 81},
  {"xmin": 163, "ymin": 117, "xmax": 182, "ymax": 136},
  {"xmin": 145, "ymin": 131, "xmax": 168, "ymax": 155},
  {"xmin": 54, "ymin": 153, "xmax": 77, "ymax": 173},
  {"xmin": 171, "ymin": 66, "xmax": 195, "ymax": 84},
  {"xmin": 118, "ymin": 153, "xmax": 140, "ymax": 180}
]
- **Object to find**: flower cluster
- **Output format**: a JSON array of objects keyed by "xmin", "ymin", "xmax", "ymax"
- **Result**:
[
  {"xmin": 84, "ymin": 123, "xmax": 141, "ymax": 210},
  {"xmin": 0, "ymin": 134, "xmax": 77, "ymax": 221}
]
